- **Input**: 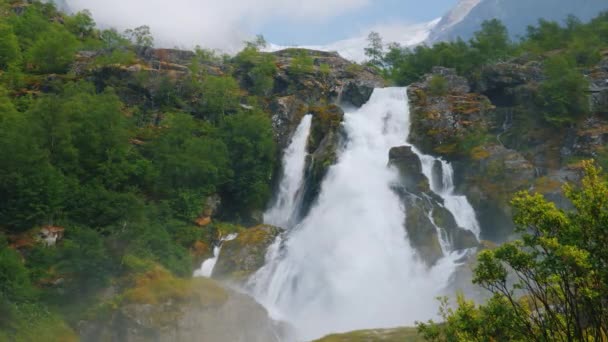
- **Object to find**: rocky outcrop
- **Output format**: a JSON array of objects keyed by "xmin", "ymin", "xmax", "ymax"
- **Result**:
[
  {"xmin": 408, "ymin": 67, "xmax": 494, "ymax": 158},
  {"xmin": 80, "ymin": 268, "xmax": 287, "ymax": 342},
  {"xmin": 588, "ymin": 57, "xmax": 608, "ymax": 114},
  {"xmin": 268, "ymin": 49, "xmax": 384, "ymax": 150},
  {"xmin": 212, "ymin": 225, "xmax": 283, "ymax": 282},
  {"xmin": 389, "ymin": 146, "xmax": 478, "ymax": 266},
  {"xmin": 407, "ymin": 55, "xmax": 608, "ymax": 242}
]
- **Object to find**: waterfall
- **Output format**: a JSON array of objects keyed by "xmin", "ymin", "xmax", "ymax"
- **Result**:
[
  {"xmin": 264, "ymin": 114, "xmax": 313, "ymax": 229},
  {"xmin": 193, "ymin": 233, "xmax": 238, "ymax": 278},
  {"xmin": 250, "ymin": 88, "xmax": 468, "ymax": 340}
]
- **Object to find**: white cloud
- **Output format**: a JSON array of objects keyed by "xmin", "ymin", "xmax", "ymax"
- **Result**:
[{"xmin": 65, "ymin": 0, "xmax": 370, "ymax": 51}]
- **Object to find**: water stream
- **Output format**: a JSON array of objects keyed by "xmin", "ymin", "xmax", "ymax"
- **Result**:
[{"xmin": 250, "ymin": 88, "xmax": 478, "ymax": 340}]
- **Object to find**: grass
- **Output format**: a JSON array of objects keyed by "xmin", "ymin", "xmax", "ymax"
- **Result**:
[{"xmin": 314, "ymin": 327, "xmax": 424, "ymax": 342}]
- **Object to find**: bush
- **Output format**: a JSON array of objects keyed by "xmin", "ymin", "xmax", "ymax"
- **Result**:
[
  {"xmin": 289, "ymin": 50, "xmax": 314, "ymax": 76},
  {"xmin": 539, "ymin": 55, "xmax": 590, "ymax": 126},
  {"xmin": 418, "ymin": 161, "xmax": 608, "ymax": 341},
  {"xmin": 428, "ymin": 75, "xmax": 448, "ymax": 96}
]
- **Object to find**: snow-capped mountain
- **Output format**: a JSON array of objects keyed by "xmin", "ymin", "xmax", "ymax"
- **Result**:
[
  {"xmin": 429, "ymin": 0, "xmax": 608, "ymax": 43},
  {"xmin": 265, "ymin": 19, "xmax": 440, "ymax": 63},
  {"xmin": 427, "ymin": 0, "xmax": 481, "ymax": 43}
]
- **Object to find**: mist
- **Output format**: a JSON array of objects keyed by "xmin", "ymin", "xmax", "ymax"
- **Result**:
[{"xmin": 64, "ymin": 0, "xmax": 370, "ymax": 52}]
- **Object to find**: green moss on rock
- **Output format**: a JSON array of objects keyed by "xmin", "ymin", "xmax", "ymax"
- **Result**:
[{"xmin": 212, "ymin": 224, "xmax": 282, "ymax": 282}]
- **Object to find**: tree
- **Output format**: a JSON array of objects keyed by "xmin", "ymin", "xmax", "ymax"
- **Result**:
[
  {"xmin": 26, "ymin": 26, "xmax": 78, "ymax": 73},
  {"xmin": 539, "ymin": 55, "xmax": 589, "ymax": 126},
  {"xmin": 418, "ymin": 161, "xmax": 608, "ymax": 341},
  {"xmin": 220, "ymin": 110, "xmax": 276, "ymax": 218},
  {"xmin": 244, "ymin": 34, "xmax": 267, "ymax": 50},
  {"xmin": 65, "ymin": 10, "xmax": 95, "ymax": 39},
  {"xmin": 125, "ymin": 25, "xmax": 154, "ymax": 47},
  {"xmin": 364, "ymin": 31, "xmax": 384, "ymax": 67},
  {"xmin": 201, "ymin": 76, "xmax": 241, "ymax": 120},
  {"xmin": 100, "ymin": 28, "xmax": 130, "ymax": 49},
  {"xmin": 249, "ymin": 53, "xmax": 277, "ymax": 96},
  {"xmin": 147, "ymin": 113, "xmax": 230, "ymax": 199},
  {"xmin": 470, "ymin": 19, "xmax": 511, "ymax": 61},
  {"xmin": 0, "ymin": 23, "xmax": 21, "ymax": 69}
]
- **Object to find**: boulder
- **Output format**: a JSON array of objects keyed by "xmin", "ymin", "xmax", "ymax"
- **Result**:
[
  {"xmin": 212, "ymin": 225, "xmax": 283, "ymax": 282},
  {"xmin": 388, "ymin": 146, "xmax": 430, "ymax": 193},
  {"xmin": 341, "ymin": 80, "xmax": 375, "ymax": 107},
  {"xmin": 79, "ymin": 267, "xmax": 288, "ymax": 342}
]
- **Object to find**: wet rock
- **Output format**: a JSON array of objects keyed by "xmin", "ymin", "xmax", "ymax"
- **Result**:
[
  {"xmin": 389, "ymin": 146, "xmax": 430, "ymax": 193},
  {"xmin": 212, "ymin": 225, "xmax": 283, "ymax": 282},
  {"xmin": 389, "ymin": 146, "xmax": 479, "ymax": 266},
  {"xmin": 298, "ymin": 105, "xmax": 345, "ymax": 219},
  {"xmin": 341, "ymin": 80, "xmax": 375, "ymax": 107}
]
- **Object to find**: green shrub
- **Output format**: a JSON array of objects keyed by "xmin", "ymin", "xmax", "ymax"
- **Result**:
[{"xmin": 428, "ymin": 75, "xmax": 448, "ymax": 96}]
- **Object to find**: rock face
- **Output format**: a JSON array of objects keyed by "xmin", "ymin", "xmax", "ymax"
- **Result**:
[
  {"xmin": 79, "ymin": 271, "xmax": 286, "ymax": 342},
  {"xmin": 588, "ymin": 57, "xmax": 608, "ymax": 114},
  {"xmin": 407, "ymin": 54, "xmax": 608, "ymax": 242},
  {"xmin": 267, "ymin": 49, "xmax": 384, "ymax": 150},
  {"xmin": 389, "ymin": 146, "xmax": 478, "ymax": 266},
  {"xmin": 408, "ymin": 67, "xmax": 494, "ymax": 158},
  {"xmin": 212, "ymin": 225, "xmax": 283, "ymax": 282}
]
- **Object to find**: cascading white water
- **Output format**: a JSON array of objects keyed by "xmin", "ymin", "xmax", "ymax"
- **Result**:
[
  {"xmin": 264, "ymin": 115, "xmax": 313, "ymax": 229},
  {"xmin": 418, "ymin": 154, "xmax": 481, "ymax": 238},
  {"xmin": 251, "ymin": 88, "xmax": 465, "ymax": 341},
  {"xmin": 193, "ymin": 233, "xmax": 237, "ymax": 278}
]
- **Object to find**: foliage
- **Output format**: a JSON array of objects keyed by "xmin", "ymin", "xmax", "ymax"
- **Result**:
[
  {"xmin": 0, "ymin": 22, "xmax": 20, "ymax": 69},
  {"xmin": 538, "ymin": 55, "xmax": 590, "ymax": 126},
  {"xmin": 428, "ymin": 75, "xmax": 448, "ymax": 96},
  {"xmin": 418, "ymin": 161, "xmax": 608, "ymax": 341},
  {"xmin": 384, "ymin": 14, "xmax": 608, "ymax": 86},
  {"xmin": 146, "ymin": 112, "xmax": 230, "ymax": 200},
  {"xmin": 364, "ymin": 31, "xmax": 384, "ymax": 68},
  {"xmin": 25, "ymin": 25, "xmax": 78, "ymax": 74},
  {"xmin": 233, "ymin": 45, "xmax": 277, "ymax": 96},
  {"xmin": 290, "ymin": 49, "xmax": 314, "ymax": 76},
  {"xmin": 219, "ymin": 110, "xmax": 276, "ymax": 218},
  {"xmin": 64, "ymin": 10, "xmax": 95, "ymax": 40},
  {"xmin": 124, "ymin": 25, "xmax": 154, "ymax": 47},
  {"xmin": 200, "ymin": 76, "xmax": 241, "ymax": 120},
  {"xmin": 0, "ymin": 1, "xmax": 279, "ymax": 335}
]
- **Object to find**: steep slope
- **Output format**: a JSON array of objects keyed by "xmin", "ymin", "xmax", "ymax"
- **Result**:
[
  {"xmin": 429, "ymin": 0, "xmax": 608, "ymax": 42},
  {"xmin": 429, "ymin": 0, "xmax": 482, "ymax": 42}
]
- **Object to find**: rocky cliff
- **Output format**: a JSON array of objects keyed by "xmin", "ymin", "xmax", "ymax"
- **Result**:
[{"xmin": 408, "ymin": 56, "xmax": 608, "ymax": 242}]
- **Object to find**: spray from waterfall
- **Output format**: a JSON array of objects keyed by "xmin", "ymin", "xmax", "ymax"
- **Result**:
[
  {"xmin": 250, "ymin": 88, "xmax": 473, "ymax": 340},
  {"xmin": 264, "ymin": 114, "xmax": 313, "ymax": 229}
]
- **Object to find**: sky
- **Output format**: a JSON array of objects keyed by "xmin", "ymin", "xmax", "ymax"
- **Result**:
[{"xmin": 64, "ymin": 0, "xmax": 459, "ymax": 50}]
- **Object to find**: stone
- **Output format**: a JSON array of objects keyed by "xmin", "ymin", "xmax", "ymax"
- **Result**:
[
  {"xmin": 79, "ymin": 271, "xmax": 288, "ymax": 342},
  {"xmin": 212, "ymin": 225, "xmax": 283, "ymax": 282},
  {"xmin": 388, "ymin": 146, "xmax": 430, "ymax": 193}
]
